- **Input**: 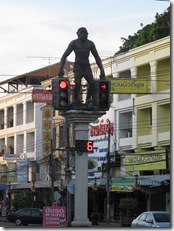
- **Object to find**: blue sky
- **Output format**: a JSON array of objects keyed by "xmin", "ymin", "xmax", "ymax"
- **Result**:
[{"xmin": 0, "ymin": 0, "xmax": 170, "ymax": 81}]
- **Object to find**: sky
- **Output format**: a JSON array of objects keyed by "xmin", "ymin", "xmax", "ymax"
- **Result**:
[{"xmin": 0, "ymin": 0, "xmax": 171, "ymax": 82}]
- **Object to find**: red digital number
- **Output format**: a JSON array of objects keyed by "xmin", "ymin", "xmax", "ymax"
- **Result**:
[{"xmin": 86, "ymin": 141, "xmax": 93, "ymax": 151}]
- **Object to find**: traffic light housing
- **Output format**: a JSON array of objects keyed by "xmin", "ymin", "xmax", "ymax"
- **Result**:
[
  {"xmin": 94, "ymin": 80, "xmax": 111, "ymax": 111},
  {"xmin": 52, "ymin": 78, "xmax": 70, "ymax": 110}
]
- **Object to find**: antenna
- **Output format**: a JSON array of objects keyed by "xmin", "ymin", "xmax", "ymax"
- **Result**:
[{"xmin": 26, "ymin": 56, "xmax": 60, "ymax": 77}]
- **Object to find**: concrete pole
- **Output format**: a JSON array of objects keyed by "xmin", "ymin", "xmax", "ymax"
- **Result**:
[{"xmin": 62, "ymin": 110, "xmax": 105, "ymax": 227}]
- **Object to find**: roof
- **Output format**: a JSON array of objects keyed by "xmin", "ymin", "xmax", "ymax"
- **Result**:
[
  {"xmin": 0, "ymin": 61, "xmax": 74, "ymax": 92},
  {"xmin": 138, "ymin": 174, "xmax": 170, "ymax": 187}
]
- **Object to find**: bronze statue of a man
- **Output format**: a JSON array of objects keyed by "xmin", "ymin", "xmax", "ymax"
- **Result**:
[{"xmin": 58, "ymin": 27, "xmax": 105, "ymax": 106}]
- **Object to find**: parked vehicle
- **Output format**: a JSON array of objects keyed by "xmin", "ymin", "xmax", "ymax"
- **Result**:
[
  {"xmin": 131, "ymin": 211, "xmax": 170, "ymax": 228},
  {"xmin": 6, "ymin": 208, "xmax": 43, "ymax": 226}
]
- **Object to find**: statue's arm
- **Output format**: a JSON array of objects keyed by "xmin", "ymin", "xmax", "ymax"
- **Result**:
[
  {"xmin": 90, "ymin": 42, "xmax": 105, "ymax": 80},
  {"xmin": 58, "ymin": 41, "xmax": 74, "ymax": 77}
]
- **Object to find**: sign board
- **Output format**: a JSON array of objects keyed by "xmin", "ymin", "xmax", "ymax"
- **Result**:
[
  {"xmin": 125, "ymin": 150, "xmax": 166, "ymax": 172},
  {"xmin": 32, "ymin": 90, "xmax": 52, "ymax": 102},
  {"xmin": 42, "ymin": 106, "xmax": 53, "ymax": 158},
  {"xmin": 110, "ymin": 78, "xmax": 147, "ymax": 94},
  {"xmin": 43, "ymin": 206, "xmax": 67, "ymax": 228}
]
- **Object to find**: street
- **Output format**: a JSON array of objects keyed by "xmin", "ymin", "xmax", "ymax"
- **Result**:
[{"xmin": 0, "ymin": 216, "xmax": 122, "ymax": 229}]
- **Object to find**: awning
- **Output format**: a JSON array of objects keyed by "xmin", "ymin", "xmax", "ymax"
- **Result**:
[
  {"xmin": 0, "ymin": 184, "xmax": 7, "ymax": 190},
  {"xmin": 138, "ymin": 174, "xmax": 170, "ymax": 187},
  {"xmin": 16, "ymin": 181, "xmax": 51, "ymax": 189}
]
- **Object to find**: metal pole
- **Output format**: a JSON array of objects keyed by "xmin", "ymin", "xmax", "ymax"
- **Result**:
[
  {"xmin": 106, "ymin": 120, "xmax": 111, "ymax": 224},
  {"xmin": 50, "ymin": 139, "xmax": 54, "ymax": 205},
  {"xmin": 66, "ymin": 122, "xmax": 72, "ymax": 226}
]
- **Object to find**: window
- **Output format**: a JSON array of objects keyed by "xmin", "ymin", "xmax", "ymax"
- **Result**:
[
  {"xmin": 20, "ymin": 209, "xmax": 31, "ymax": 216},
  {"xmin": 138, "ymin": 213, "xmax": 147, "ymax": 221}
]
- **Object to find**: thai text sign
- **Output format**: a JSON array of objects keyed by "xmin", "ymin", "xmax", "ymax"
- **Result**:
[
  {"xmin": 110, "ymin": 78, "xmax": 147, "ymax": 93},
  {"xmin": 32, "ymin": 90, "xmax": 52, "ymax": 102},
  {"xmin": 125, "ymin": 150, "xmax": 166, "ymax": 172},
  {"xmin": 43, "ymin": 206, "xmax": 67, "ymax": 228}
]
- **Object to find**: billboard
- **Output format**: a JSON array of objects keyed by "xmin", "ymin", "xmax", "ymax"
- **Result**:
[{"xmin": 125, "ymin": 150, "xmax": 166, "ymax": 172}]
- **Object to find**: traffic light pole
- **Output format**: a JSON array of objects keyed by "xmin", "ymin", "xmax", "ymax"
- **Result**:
[
  {"xmin": 61, "ymin": 110, "xmax": 106, "ymax": 227},
  {"xmin": 106, "ymin": 120, "xmax": 111, "ymax": 224}
]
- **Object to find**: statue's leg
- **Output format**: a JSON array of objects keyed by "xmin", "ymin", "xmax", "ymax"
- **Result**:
[
  {"xmin": 85, "ymin": 71, "xmax": 96, "ymax": 106},
  {"xmin": 73, "ymin": 72, "xmax": 82, "ymax": 105}
]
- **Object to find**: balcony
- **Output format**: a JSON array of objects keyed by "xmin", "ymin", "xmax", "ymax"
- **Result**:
[
  {"xmin": 138, "ymin": 134, "xmax": 152, "ymax": 148},
  {"xmin": 158, "ymin": 131, "xmax": 170, "ymax": 146}
]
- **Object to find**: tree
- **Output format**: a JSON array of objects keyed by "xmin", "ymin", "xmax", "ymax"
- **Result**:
[
  {"xmin": 115, "ymin": 7, "xmax": 170, "ymax": 55},
  {"xmin": 12, "ymin": 190, "xmax": 32, "ymax": 211}
]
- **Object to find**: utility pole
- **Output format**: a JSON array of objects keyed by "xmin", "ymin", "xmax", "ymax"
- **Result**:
[
  {"xmin": 50, "ymin": 139, "xmax": 54, "ymax": 205},
  {"xmin": 106, "ymin": 120, "xmax": 111, "ymax": 224}
]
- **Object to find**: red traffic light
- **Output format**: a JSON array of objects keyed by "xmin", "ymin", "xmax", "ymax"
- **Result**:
[
  {"xmin": 59, "ymin": 80, "xmax": 69, "ymax": 89},
  {"xmin": 100, "ymin": 83, "xmax": 107, "ymax": 90}
]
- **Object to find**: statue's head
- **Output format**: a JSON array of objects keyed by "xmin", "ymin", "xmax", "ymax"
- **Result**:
[{"xmin": 77, "ymin": 27, "xmax": 88, "ymax": 41}]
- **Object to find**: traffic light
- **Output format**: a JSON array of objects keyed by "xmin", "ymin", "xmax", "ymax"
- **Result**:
[
  {"xmin": 94, "ymin": 80, "xmax": 110, "ymax": 111},
  {"xmin": 52, "ymin": 78, "xmax": 70, "ymax": 110}
]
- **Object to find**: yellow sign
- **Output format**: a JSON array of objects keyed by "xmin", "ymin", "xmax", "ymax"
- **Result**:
[
  {"xmin": 43, "ymin": 131, "xmax": 52, "ymax": 140},
  {"xmin": 43, "ymin": 142, "xmax": 51, "ymax": 153},
  {"xmin": 42, "ymin": 106, "xmax": 53, "ymax": 158},
  {"xmin": 110, "ymin": 78, "xmax": 147, "ymax": 93},
  {"xmin": 111, "ymin": 185, "xmax": 133, "ymax": 192},
  {"xmin": 125, "ymin": 150, "xmax": 166, "ymax": 172},
  {"xmin": 43, "ymin": 120, "xmax": 52, "ymax": 130}
]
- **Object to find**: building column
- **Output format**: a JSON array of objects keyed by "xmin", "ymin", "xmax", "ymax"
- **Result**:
[
  {"xmin": 13, "ymin": 105, "xmax": 17, "ymax": 127},
  {"xmin": 4, "ymin": 108, "xmax": 7, "ymax": 129},
  {"xmin": 150, "ymin": 60, "xmax": 157, "ymax": 93},
  {"xmin": 23, "ymin": 102, "xmax": 26, "ymax": 124}
]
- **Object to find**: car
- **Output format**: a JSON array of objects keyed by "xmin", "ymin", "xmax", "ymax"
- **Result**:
[
  {"xmin": 131, "ymin": 211, "xmax": 170, "ymax": 228},
  {"xmin": 6, "ymin": 208, "xmax": 43, "ymax": 226}
]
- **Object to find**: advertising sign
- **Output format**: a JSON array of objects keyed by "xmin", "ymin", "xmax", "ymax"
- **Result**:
[
  {"xmin": 32, "ymin": 90, "xmax": 52, "ymax": 102},
  {"xmin": 110, "ymin": 78, "xmax": 147, "ymax": 94},
  {"xmin": 43, "ymin": 206, "xmax": 67, "ymax": 228},
  {"xmin": 42, "ymin": 106, "xmax": 53, "ymax": 158},
  {"xmin": 17, "ymin": 159, "xmax": 29, "ymax": 183},
  {"xmin": 125, "ymin": 150, "xmax": 166, "ymax": 172}
]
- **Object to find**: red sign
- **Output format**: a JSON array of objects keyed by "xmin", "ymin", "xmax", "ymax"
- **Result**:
[
  {"xmin": 32, "ymin": 90, "xmax": 52, "ymax": 102},
  {"xmin": 43, "ymin": 206, "xmax": 67, "ymax": 228}
]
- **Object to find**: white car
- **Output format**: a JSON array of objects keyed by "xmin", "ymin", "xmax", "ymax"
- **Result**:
[{"xmin": 131, "ymin": 211, "xmax": 170, "ymax": 228}]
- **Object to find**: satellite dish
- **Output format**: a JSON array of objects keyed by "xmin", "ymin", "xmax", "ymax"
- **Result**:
[
  {"xmin": 54, "ymin": 191, "xmax": 61, "ymax": 201},
  {"xmin": 67, "ymin": 180, "xmax": 75, "ymax": 194}
]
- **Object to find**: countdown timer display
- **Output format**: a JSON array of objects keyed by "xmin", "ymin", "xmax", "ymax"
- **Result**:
[{"xmin": 75, "ymin": 140, "xmax": 93, "ymax": 152}]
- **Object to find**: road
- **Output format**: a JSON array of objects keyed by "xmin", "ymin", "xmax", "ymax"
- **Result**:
[{"xmin": 0, "ymin": 217, "xmax": 122, "ymax": 229}]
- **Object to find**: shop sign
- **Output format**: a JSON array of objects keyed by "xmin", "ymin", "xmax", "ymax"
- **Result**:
[
  {"xmin": 42, "ymin": 106, "xmax": 53, "ymax": 158},
  {"xmin": 110, "ymin": 78, "xmax": 147, "ymax": 93},
  {"xmin": 111, "ymin": 185, "xmax": 134, "ymax": 192},
  {"xmin": 43, "ymin": 206, "xmax": 66, "ymax": 228},
  {"xmin": 32, "ymin": 90, "xmax": 52, "ymax": 102},
  {"xmin": 125, "ymin": 150, "xmax": 166, "ymax": 172}
]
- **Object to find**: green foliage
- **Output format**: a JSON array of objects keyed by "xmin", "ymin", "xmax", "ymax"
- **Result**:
[
  {"xmin": 11, "ymin": 190, "xmax": 32, "ymax": 211},
  {"xmin": 116, "ymin": 7, "xmax": 170, "ymax": 55},
  {"xmin": 119, "ymin": 197, "xmax": 138, "ymax": 217}
]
